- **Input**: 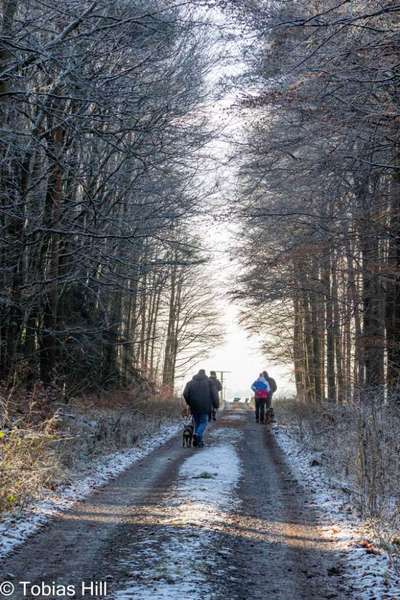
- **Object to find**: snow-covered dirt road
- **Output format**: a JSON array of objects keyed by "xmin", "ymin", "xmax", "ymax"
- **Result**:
[{"xmin": 0, "ymin": 407, "xmax": 395, "ymax": 599}]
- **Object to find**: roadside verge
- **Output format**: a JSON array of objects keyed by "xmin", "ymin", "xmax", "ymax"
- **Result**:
[
  {"xmin": 0, "ymin": 422, "xmax": 181, "ymax": 560},
  {"xmin": 275, "ymin": 425, "xmax": 400, "ymax": 599}
]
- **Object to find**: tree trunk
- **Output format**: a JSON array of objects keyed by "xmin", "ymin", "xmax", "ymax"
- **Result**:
[
  {"xmin": 323, "ymin": 256, "xmax": 336, "ymax": 402},
  {"xmin": 386, "ymin": 168, "xmax": 400, "ymax": 391},
  {"xmin": 332, "ymin": 256, "xmax": 344, "ymax": 403},
  {"xmin": 359, "ymin": 181, "xmax": 385, "ymax": 388},
  {"xmin": 293, "ymin": 294, "xmax": 306, "ymax": 401}
]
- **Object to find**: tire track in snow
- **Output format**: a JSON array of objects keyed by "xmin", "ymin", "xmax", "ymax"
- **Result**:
[{"xmin": 111, "ymin": 429, "xmax": 242, "ymax": 600}]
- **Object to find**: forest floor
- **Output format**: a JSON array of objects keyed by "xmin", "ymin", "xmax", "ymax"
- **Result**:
[{"xmin": 0, "ymin": 405, "xmax": 399, "ymax": 600}]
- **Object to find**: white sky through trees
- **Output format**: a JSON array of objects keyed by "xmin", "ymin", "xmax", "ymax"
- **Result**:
[
  {"xmin": 177, "ymin": 6, "xmax": 295, "ymax": 399},
  {"xmin": 197, "ymin": 224, "xmax": 295, "ymax": 400}
]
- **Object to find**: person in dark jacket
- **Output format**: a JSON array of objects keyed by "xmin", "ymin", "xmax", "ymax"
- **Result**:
[
  {"xmin": 262, "ymin": 371, "xmax": 277, "ymax": 423},
  {"xmin": 183, "ymin": 369, "xmax": 219, "ymax": 447},
  {"xmin": 209, "ymin": 371, "xmax": 222, "ymax": 421},
  {"xmin": 262, "ymin": 371, "xmax": 277, "ymax": 402}
]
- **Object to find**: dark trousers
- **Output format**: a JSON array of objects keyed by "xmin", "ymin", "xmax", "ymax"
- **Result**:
[{"xmin": 255, "ymin": 399, "xmax": 267, "ymax": 422}]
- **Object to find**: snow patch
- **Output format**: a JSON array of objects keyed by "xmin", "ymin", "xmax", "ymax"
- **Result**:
[
  {"xmin": 0, "ymin": 422, "xmax": 181, "ymax": 560},
  {"xmin": 275, "ymin": 426, "xmax": 400, "ymax": 599},
  {"xmin": 112, "ymin": 439, "xmax": 242, "ymax": 600},
  {"xmin": 208, "ymin": 426, "xmax": 242, "ymax": 444},
  {"xmin": 178, "ymin": 443, "xmax": 241, "ymax": 507},
  {"xmin": 224, "ymin": 413, "xmax": 244, "ymax": 421}
]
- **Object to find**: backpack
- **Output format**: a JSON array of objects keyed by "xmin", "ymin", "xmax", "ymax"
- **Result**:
[
  {"xmin": 255, "ymin": 388, "xmax": 269, "ymax": 400},
  {"xmin": 252, "ymin": 377, "xmax": 270, "ymax": 400}
]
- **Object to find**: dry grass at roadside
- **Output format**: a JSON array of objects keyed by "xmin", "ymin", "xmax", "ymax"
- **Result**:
[
  {"xmin": 0, "ymin": 384, "xmax": 181, "ymax": 516},
  {"xmin": 0, "ymin": 386, "xmax": 65, "ymax": 513},
  {"xmin": 274, "ymin": 397, "xmax": 400, "ymax": 559},
  {"xmin": 0, "ymin": 427, "xmax": 64, "ymax": 513}
]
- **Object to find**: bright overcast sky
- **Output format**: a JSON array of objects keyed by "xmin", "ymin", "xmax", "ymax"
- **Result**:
[
  {"xmin": 201, "ymin": 304, "xmax": 296, "ymax": 400},
  {"xmin": 188, "ymin": 220, "xmax": 296, "ymax": 399}
]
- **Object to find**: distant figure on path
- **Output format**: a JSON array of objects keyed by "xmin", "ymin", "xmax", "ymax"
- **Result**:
[
  {"xmin": 183, "ymin": 369, "xmax": 219, "ymax": 447},
  {"xmin": 262, "ymin": 371, "xmax": 277, "ymax": 400},
  {"xmin": 209, "ymin": 370, "xmax": 222, "ymax": 421},
  {"xmin": 262, "ymin": 370, "xmax": 277, "ymax": 424},
  {"xmin": 251, "ymin": 373, "xmax": 271, "ymax": 424}
]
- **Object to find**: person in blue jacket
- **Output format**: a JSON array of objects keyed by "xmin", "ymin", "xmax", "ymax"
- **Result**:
[{"xmin": 251, "ymin": 373, "xmax": 271, "ymax": 424}]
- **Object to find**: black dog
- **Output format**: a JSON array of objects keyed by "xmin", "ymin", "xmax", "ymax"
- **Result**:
[
  {"xmin": 265, "ymin": 407, "xmax": 274, "ymax": 426},
  {"xmin": 182, "ymin": 423, "xmax": 194, "ymax": 447}
]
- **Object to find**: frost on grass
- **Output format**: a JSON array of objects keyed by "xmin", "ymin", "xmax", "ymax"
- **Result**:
[
  {"xmin": 274, "ymin": 426, "xmax": 400, "ymax": 600},
  {"xmin": 0, "ymin": 423, "xmax": 181, "ymax": 560},
  {"xmin": 112, "ymin": 432, "xmax": 242, "ymax": 600}
]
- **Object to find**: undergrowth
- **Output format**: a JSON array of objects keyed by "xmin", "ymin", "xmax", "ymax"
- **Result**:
[
  {"xmin": 274, "ymin": 396, "xmax": 400, "ymax": 561},
  {"xmin": 0, "ymin": 383, "xmax": 181, "ymax": 515}
]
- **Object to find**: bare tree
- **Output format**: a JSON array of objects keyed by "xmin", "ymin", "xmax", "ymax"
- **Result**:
[
  {"xmin": 0, "ymin": 0, "xmax": 222, "ymax": 399},
  {"xmin": 227, "ymin": 0, "xmax": 400, "ymax": 401}
]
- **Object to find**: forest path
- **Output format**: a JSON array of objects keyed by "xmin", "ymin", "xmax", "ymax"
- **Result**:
[{"xmin": 1, "ymin": 406, "xmax": 353, "ymax": 599}]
